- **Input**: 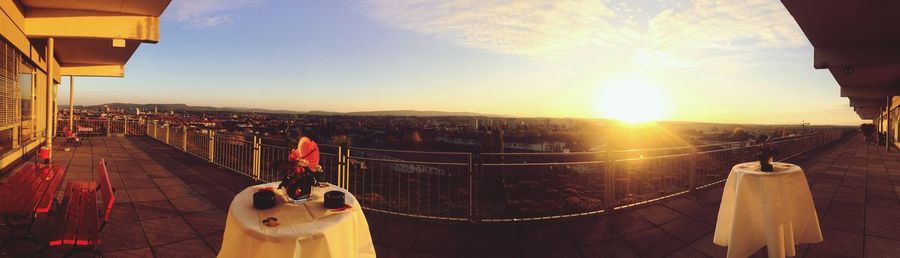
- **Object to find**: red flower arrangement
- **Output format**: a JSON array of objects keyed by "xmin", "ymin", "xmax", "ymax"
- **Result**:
[{"xmin": 278, "ymin": 137, "xmax": 324, "ymax": 202}]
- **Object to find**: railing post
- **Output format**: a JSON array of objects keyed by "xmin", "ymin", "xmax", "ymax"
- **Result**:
[
  {"xmin": 343, "ymin": 146, "xmax": 351, "ymax": 189},
  {"xmin": 208, "ymin": 131, "xmax": 216, "ymax": 162},
  {"xmin": 124, "ymin": 118, "xmax": 128, "ymax": 136},
  {"xmin": 182, "ymin": 127, "xmax": 188, "ymax": 151},
  {"xmin": 106, "ymin": 117, "xmax": 111, "ymax": 136},
  {"xmin": 165, "ymin": 124, "xmax": 170, "ymax": 144},
  {"xmin": 337, "ymin": 145, "xmax": 343, "ymax": 189},
  {"xmin": 605, "ymin": 150, "xmax": 616, "ymax": 208},
  {"xmin": 688, "ymin": 148, "xmax": 697, "ymax": 191},
  {"xmin": 252, "ymin": 136, "xmax": 261, "ymax": 179},
  {"xmin": 152, "ymin": 121, "xmax": 158, "ymax": 139},
  {"xmin": 469, "ymin": 152, "xmax": 478, "ymax": 223},
  {"xmin": 337, "ymin": 145, "xmax": 348, "ymax": 189}
]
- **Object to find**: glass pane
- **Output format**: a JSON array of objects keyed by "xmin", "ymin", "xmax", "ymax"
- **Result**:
[
  {"xmin": 0, "ymin": 128, "xmax": 11, "ymax": 154},
  {"xmin": 20, "ymin": 71, "xmax": 31, "ymax": 120},
  {"xmin": 19, "ymin": 63, "xmax": 33, "ymax": 144}
]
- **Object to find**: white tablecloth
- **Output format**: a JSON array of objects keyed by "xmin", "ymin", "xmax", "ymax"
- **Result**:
[
  {"xmin": 713, "ymin": 162, "xmax": 823, "ymax": 258},
  {"xmin": 218, "ymin": 182, "xmax": 376, "ymax": 258}
]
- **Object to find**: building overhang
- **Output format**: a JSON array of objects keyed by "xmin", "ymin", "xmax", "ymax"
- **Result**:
[
  {"xmin": 17, "ymin": 0, "xmax": 170, "ymax": 77},
  {"xmin": 782, "ymin": 0, "xmax": 900, "ymax": 120},
  {"xmin": 24, "ymin": 9, "xmax": 160, "ymax": 43},
  {"xmin": 839, "ymin": 85, "xmax": 900, "ymax": 98},
  {"xmin": 848, "ymin": 98, "xmax": 886, "ymax": 108},
  {"xmin": 59, "ymin": 64, "xmax": 125, "ymax": 78},
  {"xmin": 858, "ymin": 112, "xmax": 878, "ymax": 120}
]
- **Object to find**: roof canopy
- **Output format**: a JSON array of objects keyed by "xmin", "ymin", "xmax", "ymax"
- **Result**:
[
  {"xmin": 19, "ymin": 0, "xmax": 171, "ymax": 77},
  {"xmin": 783, "ymin": 0, "xmax": 900, "ymax": 119}
]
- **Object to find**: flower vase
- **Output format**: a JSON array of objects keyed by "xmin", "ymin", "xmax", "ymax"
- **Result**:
[
  {"xmin": 759, "ymin": 155, "xmax": 774, "ymax": 172},
  {"xmin": 285, "ymin": 174, "xmax": 315, "ymax": 204}
]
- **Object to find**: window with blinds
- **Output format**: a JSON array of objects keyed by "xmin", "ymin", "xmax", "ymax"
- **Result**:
[{"xmin": 0, "ymin": 38, "xmax": 21, "ymax": 129}]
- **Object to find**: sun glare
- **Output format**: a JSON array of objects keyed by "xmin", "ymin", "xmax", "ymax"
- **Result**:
[{"xmin": 594, "ymin": 77, "xmax": 668, "ymax": 124}]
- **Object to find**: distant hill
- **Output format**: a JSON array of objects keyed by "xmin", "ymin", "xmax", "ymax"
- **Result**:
[
  {"xmin": 66, "ymin": 103, "xmax": 504, "ymax": 117},
  {"xmin": 69, "ymin": 103, "xmax": 301, "ymax": 114},
  {"xmin": 343, "ymin": 110, "xmax": 490, "ymax": 117}
]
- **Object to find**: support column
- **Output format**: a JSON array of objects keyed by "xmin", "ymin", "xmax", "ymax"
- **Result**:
[
  {"xmin": 68, "ymin": 76, "xmax": 74, "ymax": 132},
  {"xmin": 45, "ymin": 38, "xmax": 54, "ymax": 161}
]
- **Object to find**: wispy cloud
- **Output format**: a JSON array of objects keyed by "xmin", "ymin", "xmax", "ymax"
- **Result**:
[
  {"xmin": 169, "ymin": 0, "xmax": 265, "ymax": 28},
  {"xmin": 359, "ymin": 0, "xmax": 618, "ymax": 58},
  {"xmin": 640, "ymin": 0, "xmax": 807, "ymax": 68},
  {"xmin": 359, "ymin": 0, "xmax": 807, "ymax": 64}
]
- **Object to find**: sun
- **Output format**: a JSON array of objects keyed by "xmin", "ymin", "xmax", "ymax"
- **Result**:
[{"xmin": 594, "ymin": 77, "xmax": 668, "ymax": 124}]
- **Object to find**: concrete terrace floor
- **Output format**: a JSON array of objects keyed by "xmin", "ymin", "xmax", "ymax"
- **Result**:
[{"xmin": 0, "ymin": 134, "xmax": 897, "ymax": 257}]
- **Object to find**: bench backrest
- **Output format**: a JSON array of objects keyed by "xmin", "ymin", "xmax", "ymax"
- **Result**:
[{"xmin": 97, "ymin": 158, "xmax": 115, "ymax": 222}]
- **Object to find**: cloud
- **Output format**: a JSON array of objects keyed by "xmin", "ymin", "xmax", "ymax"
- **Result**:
[
  {"xmin": 169, "ymin": 0, "xmax": 264, "ymax": 28},
  {"xmin": 359, "ymin": 0, "xmax": 807, "ymax": 64},
  {"xmin": 359, "ymin": 0, "xmax": 618, "ymax": 58},
  {"xmin": 641, "ymin": 0, "xmax": 807, "ymax": 68}
]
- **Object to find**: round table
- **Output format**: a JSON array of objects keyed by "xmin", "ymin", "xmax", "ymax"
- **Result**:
[
  {"xmin": 713, "ymin": 162, "xmax": 823, "ymax": 258},
  {"xmin": 218, "ymin": 182, "xmax": 376, "ymax": 258}
]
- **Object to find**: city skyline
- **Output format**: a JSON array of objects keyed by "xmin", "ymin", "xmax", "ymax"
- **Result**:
[{"xmin": 57, "ymin": 0, "xmax": 864, "ymax": 125}]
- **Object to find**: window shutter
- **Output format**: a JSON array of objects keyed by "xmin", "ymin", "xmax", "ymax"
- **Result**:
[{"xmin": 0, "ymin": 39, "xmax": 21, "ymax": 128}]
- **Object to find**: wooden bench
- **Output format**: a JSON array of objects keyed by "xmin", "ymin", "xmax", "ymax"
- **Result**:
[
  {"xmin": 0, "ymin": 164, "xmax": 67, "ymax": 254},
  {"xmin": 48, "ymin": 158, "xmax": 115, "ymax": 257}
]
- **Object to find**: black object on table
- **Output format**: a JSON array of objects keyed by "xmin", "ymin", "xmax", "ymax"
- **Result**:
[
  {"xmin": 253, "ymin": 190, "xmax": 277, "ymax": 210},
  {"xmin": 324, "ymin": 191, "xmax": 345, "ymax": 209}
]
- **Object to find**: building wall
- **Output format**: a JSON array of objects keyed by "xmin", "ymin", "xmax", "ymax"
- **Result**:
[
  {"xmin": 891, "ymin": 97, "xmax": 900, "ymax": 149},
  {"xmin": 0, "ymin": 3, "xmax": 59, "ymax": 170}
]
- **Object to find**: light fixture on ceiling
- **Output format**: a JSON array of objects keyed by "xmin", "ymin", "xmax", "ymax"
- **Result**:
[
  {"xmin": 842, "ymin": 66, "xmax": 854, "ymax": 75},
  {"xmin": 112, "ymin": 39, "xmax": 125, "ymax": 48}
]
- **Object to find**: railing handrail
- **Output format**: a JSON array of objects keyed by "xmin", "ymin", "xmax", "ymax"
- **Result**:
[
  {"xmin": 347, "ymin": 156, "xmax": 470, "ymax": 166},
  {"xmin": 349, "ymin": 146, "xmax": 471, "ymax": 156}
]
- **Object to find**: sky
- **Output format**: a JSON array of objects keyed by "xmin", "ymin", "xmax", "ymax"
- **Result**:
[{"xmin": 57, "ymin": 0, "xmax": 864, "ymax": 125}]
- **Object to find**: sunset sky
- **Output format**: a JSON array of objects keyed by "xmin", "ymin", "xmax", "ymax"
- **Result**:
[{"xmin": 58, "ymin": 0, "xmax": 864, "ymax": 125}]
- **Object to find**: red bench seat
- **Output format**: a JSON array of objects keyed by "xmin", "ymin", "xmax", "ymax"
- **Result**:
[
  {"xmin": 48, "ymin": 181, "xmax": 99, "ymax": 246},
  {"xmin": 48, "ymin": 159, "xmax": 115, "ymax": 255}
]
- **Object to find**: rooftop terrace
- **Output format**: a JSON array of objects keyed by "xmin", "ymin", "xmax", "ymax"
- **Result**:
[{"xmin": 0, "ymin": 133, "xmax": 898, "ymax": 257}]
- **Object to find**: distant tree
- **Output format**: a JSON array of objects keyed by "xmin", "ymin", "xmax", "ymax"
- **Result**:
[
  {"xmin": 331, "ymin": 134, "xmax": 352, "ymax": 147},
  {"xmin": 731, "ymin": 127, "xmax": 751, "ymax": 141}
]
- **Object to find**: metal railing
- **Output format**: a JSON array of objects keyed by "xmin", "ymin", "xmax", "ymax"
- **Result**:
[
  {"xmin": 65, "ymin": 118, "xmax": 852, "ymax": 223},
  {"xmin": 58, "ymin": 117, "xmax": 148, "ymax": 136}
]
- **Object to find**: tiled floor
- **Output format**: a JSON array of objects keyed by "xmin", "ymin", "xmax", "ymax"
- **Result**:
[
  {"xmin": 0, "ymin": 137, "xmax": 256, "ymax": 258},
  {"xmin": 0, "ymin": 134, "xmax": 897, "ymax": 257}
]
